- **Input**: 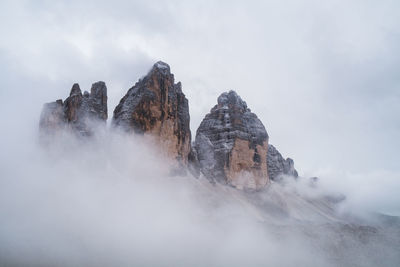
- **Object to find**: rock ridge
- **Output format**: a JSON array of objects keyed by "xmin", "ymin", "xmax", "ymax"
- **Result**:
[
  {"xmin": 267, "ymin": 144, "xmax": 298, "ymax": 181},
  {"xmin": 39, "ymin": 81, "xmax": 107, "ymax": 136},
  {"xmin": 39, "ymin": 61, "xmax": 300, "ymax": 190}
]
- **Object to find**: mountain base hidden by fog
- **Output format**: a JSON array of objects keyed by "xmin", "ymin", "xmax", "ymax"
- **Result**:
[{"xmin": 0, "ymin": 61, "xmax": 399, "ymax": 266}]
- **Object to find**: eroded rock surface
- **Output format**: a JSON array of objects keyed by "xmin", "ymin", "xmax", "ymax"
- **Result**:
[
  {"xmin": 267, "ymin": 144, "xmax": 298, "ymax": 181},
  {"xmin": 39, "ymin": 82, "xmax": 108, "ymax": 136},
  {"xmin": 39, "ymin": 99, "xmax": 65, "ymax": 133},
  {"xmin": 39, "ymin": 61, "xmax": 301, "ymax": 187},
  {"xmin": 195, "ymin": 91, "xmax": 269, "ymax": 190},
  {"xmin": 112, "ymin": 61, "xmax": 191, "ymax": 164}
]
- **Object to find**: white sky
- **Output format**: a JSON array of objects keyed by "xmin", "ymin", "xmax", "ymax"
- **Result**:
[{"xmin": 0, "ymin": 0, "xmax": 399, "ymax": 175}]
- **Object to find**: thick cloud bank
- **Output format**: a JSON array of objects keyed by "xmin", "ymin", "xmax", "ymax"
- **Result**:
[{"xmin": 0, "ymin": 129, "xmax": 399, "ymax": 267}]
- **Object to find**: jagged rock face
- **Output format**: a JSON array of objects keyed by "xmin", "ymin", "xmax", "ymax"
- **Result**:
[
  {"xmin": 39, "ymin": 82, "xmax": 108, "ymax": 136},
  {"xmin": 112, "ymin": 61, "xmax": 191, "ymax": 164},
  {"xmin": 39, "ymin": 99, "xmax": 65, "ymax": 133},
  {"xmin": 267, "ymin": 144, "xmax": 298, "ymax": 181},
  {"xmin": 87, "ymin": 81, "xmax": 108, "ymax": 121},
  {"xmin": 195, "ymin": 91, "xmax": 269, "ymax": 190}
]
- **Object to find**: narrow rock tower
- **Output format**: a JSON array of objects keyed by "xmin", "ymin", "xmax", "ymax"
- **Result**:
[
  {"xmin": 39, "ymin": 81, "xmax": 107, "ymax": 136},
  {"xmin": 195, "ymin": 91, "xmax": 269, "ymax": 190},
  {"xmin": 112, "ymin": 61, "xmax": 191, "ymax": 164}
]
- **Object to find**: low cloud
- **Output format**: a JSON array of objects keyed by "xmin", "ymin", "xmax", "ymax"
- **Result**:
[{"xmin": 0, "ymin": 128, "xmax": 399, "ymax": 266}]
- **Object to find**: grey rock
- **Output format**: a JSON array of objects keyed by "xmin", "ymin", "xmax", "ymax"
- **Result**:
[
  {"xmin": 39, "ymin": 99, "xmax": 65, "ymax": 133},
  {"xmin": 188, "ymin": 145, "xmax": 201, "ymax": 178},
  {"xmin": 267, "ymin": 144, "xmax": 298, "ymax": 181},
  {"xmin": 39, "ymin": 82, "xmax": 108, "ymax": 136},
  {"xmin": 195, "ymin": 90, "xmax": 269, "ymax": 190},
  {"xmin": 112, "ymin": 61, "xmax": 192, "ymax": 164}
]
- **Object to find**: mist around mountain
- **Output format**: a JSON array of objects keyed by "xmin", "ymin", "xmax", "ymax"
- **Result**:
[
  {"xmin": 1, "ymin": 1, "xmax": 400, "ymax": 265},
  {"xmin": 0, "ymin": 61, "xmax": 399, "ymax": 267},
  {"xmin": 1, "ymin": 126, "xmax": 399, "ymax": 267}
]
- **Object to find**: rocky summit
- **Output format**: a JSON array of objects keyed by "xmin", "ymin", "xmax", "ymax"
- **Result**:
[
  {"xmin": 112, "ymin": 61, "xmax": 191, "ymax": 165},
  {"xmin": 39, "ymin": 61, "xmax": 300, "ymax": 190},
  {"xmin": 195, "ymin": 91, "xmax": 269, "ymax": 190},
  {"xmin": 39, "ymin": 81, "xmax": 107, "ymax": 136},
  {"xmin": 267, "ymin": 144, "xmax": 298, "ymax": 181}
]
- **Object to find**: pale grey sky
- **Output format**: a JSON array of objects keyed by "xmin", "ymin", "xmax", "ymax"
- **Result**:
[{"xmin": 0, "ymin": 0, "xmax": 399, "ymax": 176}]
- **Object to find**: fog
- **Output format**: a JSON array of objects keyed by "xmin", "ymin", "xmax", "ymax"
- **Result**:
[
  {"xmin": 0, "ymin": 126, "xmax": 398, "ymax": 266},
  {"xmin": 0, "ymin": 130, "xmax": 320, "ymax": 266}
]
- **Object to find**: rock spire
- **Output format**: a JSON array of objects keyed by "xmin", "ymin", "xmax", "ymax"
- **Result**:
[
  {"xmin": 112, "ymin": 61, "xmax": 191, "ymax": 164},
  {"xmin": 195, "ymin": 90, "xmax": 269, "ymax": 190}
]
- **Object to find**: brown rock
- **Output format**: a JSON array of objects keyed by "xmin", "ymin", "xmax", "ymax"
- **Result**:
[
  {"xmin": 39, "ymin": 82, "xmax": 108, "ymax": 136},
  {"xmin": 112, "ymin": 61, "xmax": 191, "ymax": 165},
  {"xmin": 195, "ymin": 91, "xmax": 269, "ymax": 190}
]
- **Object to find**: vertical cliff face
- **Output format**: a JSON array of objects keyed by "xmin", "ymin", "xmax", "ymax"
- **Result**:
[
  {"xmin": 87, "ymin": 81, "xmax": 108, "ymax": 121},
  {"xmin": 39, "ymin": 82, "xmax": 108, "ymax": 136},
  {"xmin": 267, "ymin": 144, "xmax": 298, "ymax": 181},
  {"xmin": 39, "ymin": 99, "xmax": 65, "ymax": 133},
  {"xmin": 195, "ymin": 91, "xmax": 269, "ymax": 190},
  {"xmin": 38, "ymin": 61, "xmax": 299, "ymax": 187},
  {"xmin": 112, "ymin": 61, "xmax": 191, "ymax": 164}
]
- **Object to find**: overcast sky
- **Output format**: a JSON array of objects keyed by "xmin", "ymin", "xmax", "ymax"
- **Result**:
[{"xmin": 1, "ymin": 0, "xmax": 399, "ymax": 176}]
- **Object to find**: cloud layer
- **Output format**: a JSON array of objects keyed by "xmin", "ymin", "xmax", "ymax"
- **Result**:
[{"xmin": 0, "ymin": 130, "xmax": 399, "ymax": 266}]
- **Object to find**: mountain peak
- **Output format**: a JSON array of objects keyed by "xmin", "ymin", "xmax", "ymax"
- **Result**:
[
  {"xmin": 40, "ymin": 61, "xmax": 299, "ymax": 190},
  {"xmin": 195, "ymin": 91, "xmax": 268, "ymax": 190},
  {"xmin": 150, "ymin": 61, "xmax": 171, "ymax": 75},
  {"xmin": 113, "ymin": 60, "xmax": 191, "ymax": 165},
  {"xmin": 40, "ymin": 82, "xmax": 107, "ymax": 136},
  {"xmin": 70, "ymin": 83, "xmax": 82, "ymax": 97},
  {"xmin": 217, "ymin": 90, "xmax": 248, "ymax": 111}
]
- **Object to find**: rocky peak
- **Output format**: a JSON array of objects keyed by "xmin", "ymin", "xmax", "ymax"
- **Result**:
[
  {"xmin": 217, "ymin": 90, "xmax": 248, "ymax": 111},
  {"xmin": 39, "ymin": 82, "xmax": 108, "ymax": 136},
  {"xmin": 70, "ymin": 83, "xmax": 82, "ymax": 96},
  {"xmin": 38, "ymin": 61, "xmax": 301, "ymax": 188},
  {"xmin": 153, "ymin": 61, "xmax": 171, "ymax": 74},
  {"xmin": 89, "ymin": 81, "xmax": 108, "ymax": 121},
  {"xmin": 195, "ymin": 91, "xmax": 269, "ymax": 190},
  {"xmin": 267, "ymin": 144, "xmax": 298, "ymax": 181},
  {"xmin": 112, "ymin": 61, "xmax": 191, "ymax": 165}
]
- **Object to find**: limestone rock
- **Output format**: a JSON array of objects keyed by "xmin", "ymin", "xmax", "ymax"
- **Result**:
[
  {"xmin": 87, "ymin": 81, "xmax": 108, "ymax": 121},
  {"xmin": 195, "ymin": 90, "xmax": 269, "ymax": 190},
  {"xmin": 39, "ymin": 82, "xmax": 108, "ymax": 136},
  {"xmin": 39, "ymin": 99, "xmax": 65, "ymax": 133},
  {"xmin": 112, "ymin": 61, "xmax": 191, "ymax": 164},
  {"xmin": 188, "ymin": 146, "xmax": 201, "ymax": 178},
  {"xmin": 267, "ymin": 144, "xmax": 298, "ymax": 181}
]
